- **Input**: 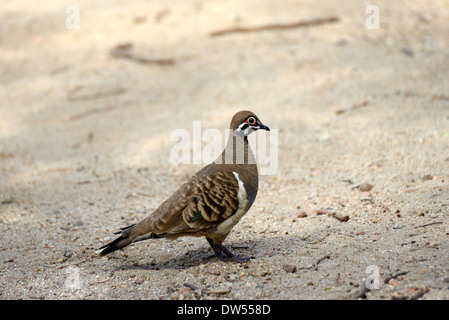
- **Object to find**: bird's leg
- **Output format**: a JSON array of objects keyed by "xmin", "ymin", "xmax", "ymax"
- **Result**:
[
  {"xmin": 206, "ymin": 238, "xmax": 227, "ymax": 261},
  {"xmin": 218, "ymin": 244, "xmax": 251, "ymax": 263},
  {"xmin": 206, "ymin": 238, "xmax": 251, "ymax": 263}
]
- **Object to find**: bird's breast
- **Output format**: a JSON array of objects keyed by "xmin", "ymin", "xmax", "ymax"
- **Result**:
[{"xmin": 215, "ymin": 171, "xmax": 249, "ymax": 236}]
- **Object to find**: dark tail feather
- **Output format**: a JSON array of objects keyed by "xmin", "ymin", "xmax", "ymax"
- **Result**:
[{"xmin": 99, "ymin": 224, "xmax": 136, "ymax": 256}]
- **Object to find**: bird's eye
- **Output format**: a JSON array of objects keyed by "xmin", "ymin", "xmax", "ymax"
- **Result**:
[{"xmin": 246, "ymin": 117, "xmax": 256, "ymax": 125}]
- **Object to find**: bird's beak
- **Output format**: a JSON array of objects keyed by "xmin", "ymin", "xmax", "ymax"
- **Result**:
[{"xmin": 258, "ymin": 123, "xmax": 270, "ymax": 131}]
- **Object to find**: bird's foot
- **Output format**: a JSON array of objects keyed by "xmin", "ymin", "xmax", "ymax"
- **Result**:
[
  {"xmin": 218, "ymin": 244, "xmax": 253, "ymax": 263},
  {"xmin": 206, "ymin": 238, "xmax": 253, "ymax": 263}
]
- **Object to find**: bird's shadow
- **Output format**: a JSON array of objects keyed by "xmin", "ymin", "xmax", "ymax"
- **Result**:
[
  {"xmin": 112, "ymin": 249, "xmax": 217, "ymax": 272},
  {"xmin": 110, "ymin": 233, "xmax": 308, "ymax": 272}
]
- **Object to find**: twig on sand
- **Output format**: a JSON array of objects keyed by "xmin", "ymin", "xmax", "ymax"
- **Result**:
[
  {"xmin": 203, "ymin": 288, "xmax": 231, "ymax": 295},
  {"xmin": 65, "ymin": 101, "xmax": 134, "ymax": 122},
  {"xmin": 110, "ymin": 43, "xmax": 175, "ymax": 65},
  {"xmin": 210, "ymin": 16, "xmax": 339, "ymax": 37},
  {"xmin": 76, "ymin": 178, "xmax": 112, "ymax": 185},
  {"xmin": 335, "ymin": 100, "xmax": 370, "ymax": 115},
  {"xmin": 305, "ymin": 232, "xmax": 329, "ymax": 244},
  {"xmin": 316, "ymin": 209, "xmax": 349, "ymax": 222},
  {"xmin": 298, "ymin": 253, "xmax": 330, "ymax": 271},
  {"xmin": 184, "ymin": 283, "xmax": 200, "ymax": 291},
  {"xmin": 414, "ymin": 221, "xmax": 443, "ymax": 228},
  {"xmin": 313, "ymin": 254, "xmax": 331, "ymax": 270},
  {"xmin": 67, "ymin": 86, "xmax": 127, "ymax": 102},
  {"xmin": 54, "ymin": 255, "xmax": 97, "ymax": 269},
  {"xmin": 384, "ymin": 271, "xmax": 408, "ymax": 284}
]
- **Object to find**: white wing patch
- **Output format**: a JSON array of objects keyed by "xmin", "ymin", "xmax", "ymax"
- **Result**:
[{"xmin": 216, "ymin": 172, "xmax": 249, "ymax": 235}]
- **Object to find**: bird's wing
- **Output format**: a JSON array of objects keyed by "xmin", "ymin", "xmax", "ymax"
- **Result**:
[{"xmin": 151, "ymin": 170, "xmax": 241, "ymax": 235}]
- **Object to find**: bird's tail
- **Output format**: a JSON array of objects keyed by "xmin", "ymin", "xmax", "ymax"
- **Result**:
[{"xmin": 99, "ymin": 224, "xmax": 137, "ymax": 256}]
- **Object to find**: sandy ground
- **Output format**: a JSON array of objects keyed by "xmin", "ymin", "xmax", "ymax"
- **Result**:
[{"xmin": 1, "ymin": 0, "xmax": 449, "ymax": 300}]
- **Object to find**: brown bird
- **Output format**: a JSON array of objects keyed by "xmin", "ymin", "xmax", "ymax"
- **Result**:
[{"xmin": 99, "ymin": 110, "xmax": 270, "ymax": 262}]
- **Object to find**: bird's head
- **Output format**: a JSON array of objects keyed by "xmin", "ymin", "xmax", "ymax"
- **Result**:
[{"xmin": 230, "ymin": 110, "xmax": 270, "ymax": 137}]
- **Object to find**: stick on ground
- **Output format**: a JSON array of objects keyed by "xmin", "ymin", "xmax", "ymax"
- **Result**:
[
  {"xmin": 210, "ymin": 16, "xmax": 339, "ymax": 37},
  {"xmin": 110, "ymin": 43, "xmax": 175, "ymax": 65}
]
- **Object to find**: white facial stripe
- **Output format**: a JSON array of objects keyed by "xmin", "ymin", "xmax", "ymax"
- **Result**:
[
  {"xmin": 236, "ymin": 123, "xmax": 246, "ymax": 136},
  {"xmin": 237, "ymin": 122, "xmax": 247, "ymax": 131},
  {"xmin": 236, "ymin": 122, "xmax": 255, "ymax": 136}
]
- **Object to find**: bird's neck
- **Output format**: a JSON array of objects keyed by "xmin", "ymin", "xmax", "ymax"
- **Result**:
[{"xmin": 214, "ymin": 131, "xmax": 256, "ymax": 165}]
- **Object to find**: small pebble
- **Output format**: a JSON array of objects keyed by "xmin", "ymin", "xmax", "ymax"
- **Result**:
[
  {"xmin": 297, "ymin": 211, "xmax": 307, "ymax": 218},
  {"xmin": 283, "ymin": 264, "xmax": 297, "ymax": 273},
  {"xmin": 358, "ymin": 183, "xmax": 374, "ymax": 192},
  {"xmin": 428, "ymin": 242, "xmax": 439, "ymax": 248}
]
